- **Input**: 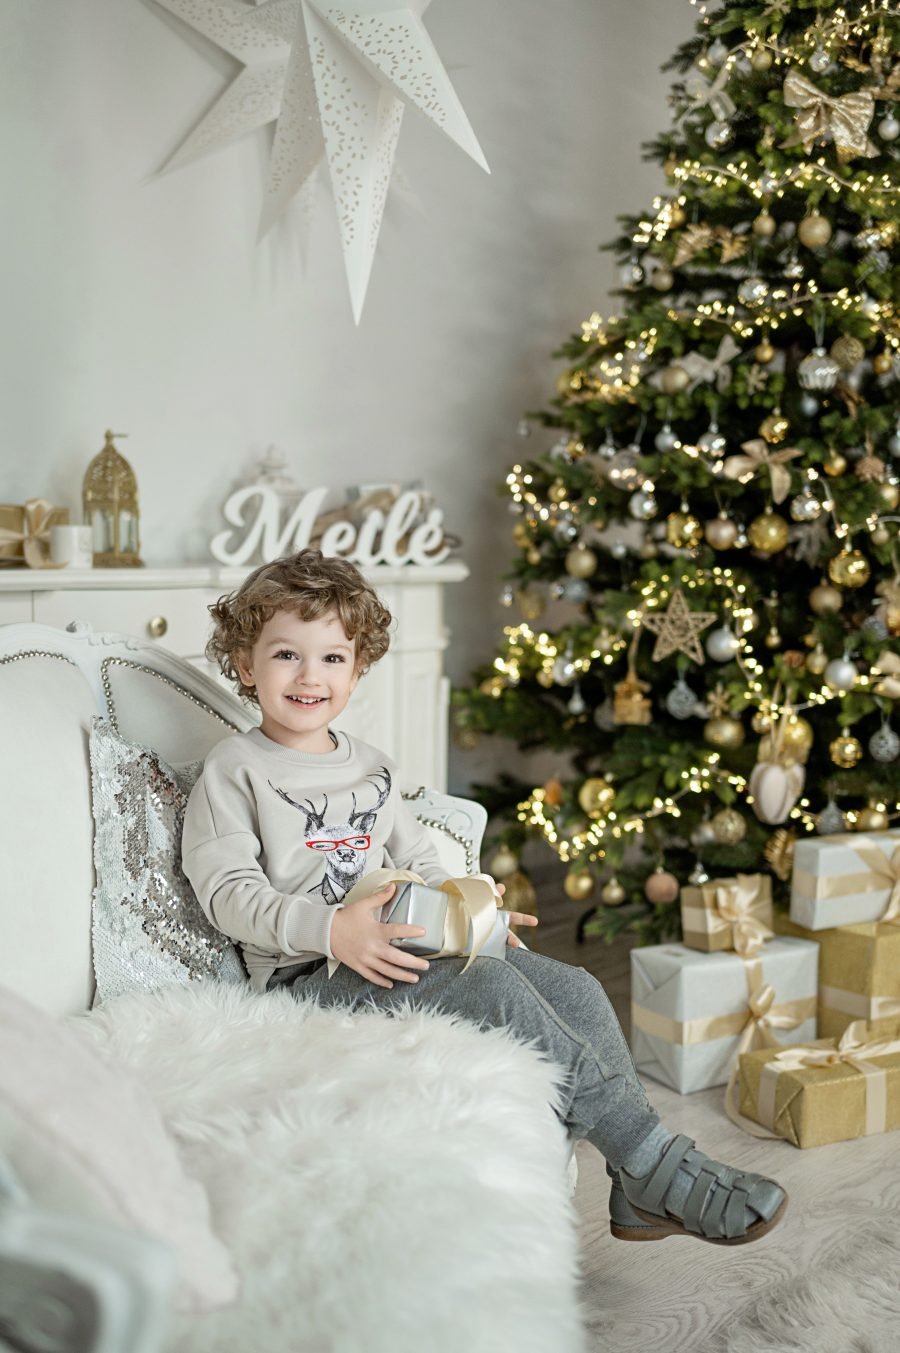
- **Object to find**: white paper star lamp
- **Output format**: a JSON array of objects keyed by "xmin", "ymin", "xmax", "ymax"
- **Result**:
[{"xmin": 152, "ymin": 0, "xmax": 489, "ymax": 320}]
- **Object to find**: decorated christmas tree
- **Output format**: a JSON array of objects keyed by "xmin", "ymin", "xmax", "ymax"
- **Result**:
[{"xmin": 453, "ymin": 0, "xmax": 900, "ymax": 946}]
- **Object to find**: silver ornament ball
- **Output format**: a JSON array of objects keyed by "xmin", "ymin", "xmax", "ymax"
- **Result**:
[
  {"xmin": 869, "ymin": 726, "xmax": 900, "ymax": 763},
  {"xmin": 800, "ymin": 393, "xmax": 820, "ymax": 417},
  {"xmin": 666, "ymin": 678, "xmax": 699, "ymax": 720},
  {"xmin": 697, "ymin": 421, "xmax": 727, "ymax": 456},
  {"xmin": 879, "ymin": 114, "xmax": 900, "ymax": 142},
  {"xmin": 562, "ymin": 578, "xmax": 591, "ymax": 603},
  {"xmin": 738, "ymin": 276, "xmax": 769, "ymax": 307},
  {"xmin": 705, "ymin": 120, "xmax": 733, "ymax": 149},
  {"xmin": 809, "ymin": 47, "xmax": 831, "ymax": 74},
  {"xmin": 688, "ymin": 861, "xmax": 710, "ymax": 885},
  {"xmin": 798, "ymin": 347, "xmax": 840, "ymax": 391},
  {"xmin": 824, "ymin": 657, "xmax": 858, "ymax": 692},
  {"xmin": 606, "ymin": 448, "xmax": 644, "ymax": 492},
  {"xmin": 706, "ymin": 625, "xmax": 740, "ymax": 662},
  {"xmin": 628, "ymin": 488, "xmax": 658, "ymax": 521},
  {"xmin": 654, "ymin": 422, "xmax": 681, "ymax": 452},
  {"xmin": 816, "ymin": 801, "xmax": 845, "ymax": 835}
]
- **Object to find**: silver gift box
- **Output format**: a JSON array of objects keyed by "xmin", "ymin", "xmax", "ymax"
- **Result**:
[{"xmin": 381, "ymin": 881, "xmax": 509, "ymax": 960}]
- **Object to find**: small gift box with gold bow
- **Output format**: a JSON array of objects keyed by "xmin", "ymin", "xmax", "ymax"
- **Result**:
[
  {"xmin": 680, "ymin": 874, "xmax": 773, "ymax": 957},
  {"xmin": 629, "ymin": 937, "xmax": 818, "ymax": 1094},
  {"xmin": 0, "ymin": 499, "xmax": 70, "ymax": 568},
  {"xmin": 776, "ymin": 913, "xmax": 900, "ymax": 1041},
  {"xmin": 791, "ymin": 831, "xmax": 900, "ymax": 930},
  {"xmin": 738, "ymin": 1020, "xmax": 900, "ymax": 1148}
]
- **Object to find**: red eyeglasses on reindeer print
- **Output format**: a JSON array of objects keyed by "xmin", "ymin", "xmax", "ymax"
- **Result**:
[{"xmin": 268, "ymin": 768, "xmax": 391, "ymax": 905}]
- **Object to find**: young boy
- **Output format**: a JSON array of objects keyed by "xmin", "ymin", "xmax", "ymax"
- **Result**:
[{"xmin": 182, "ymin": 549, "xmax": 788, "ymax": 1246}]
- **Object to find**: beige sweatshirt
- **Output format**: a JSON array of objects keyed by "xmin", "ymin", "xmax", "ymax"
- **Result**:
[{"xmin": 181, "ymin": 727, "xmax": 447, "ymax": 991}]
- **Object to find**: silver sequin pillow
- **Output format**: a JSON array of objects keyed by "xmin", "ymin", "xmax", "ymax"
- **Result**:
[{"xmin": 89, "ymin": 717, "xmax": 246, "ymax": 1003}]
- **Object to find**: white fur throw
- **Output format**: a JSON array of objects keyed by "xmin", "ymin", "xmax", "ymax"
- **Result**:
[{"xmin": 76, "ymin": 982, "xmax": 586, "ymax": 1353}]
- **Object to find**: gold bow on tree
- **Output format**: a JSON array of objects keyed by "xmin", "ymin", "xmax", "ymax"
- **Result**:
[
  {"xmin": 678, "ymin": 334, "xmax": 742, "ymax": 394},
  {"xmin": 673, "ymin": 224, "xmax": 748, "ymax": 267},
  {"xmin": 723, "ymin": 439, "xmax": 803, "ymax": 504},
  {"xmin": 781, "ymin": 69, "xmax": 878, "ymax": 161}
]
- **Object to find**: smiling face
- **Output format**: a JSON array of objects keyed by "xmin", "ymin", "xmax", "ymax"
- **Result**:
[{"xmin": 235, "ymin": 609, "xmax": 360, "ymax": 753}]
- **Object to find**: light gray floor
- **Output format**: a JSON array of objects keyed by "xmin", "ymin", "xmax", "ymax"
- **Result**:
[{"xmin": 526, "ymin": 872, "xmax": 900, "ymax": 1351}]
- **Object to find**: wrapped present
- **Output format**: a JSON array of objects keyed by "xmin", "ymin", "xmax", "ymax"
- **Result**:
[
  {"xmin": 776, "ymin": 914, "xmax": 900, "ymax": 1040},
  {"xmin": 738, "ymin": 1019, "xmax": 900, "ymax": 1148},
  {"xmin": 630, "ymin": 937, "xmax": 817, "ymax": 1094},
  {"xmin": 680, "ymin": 873, "xmax": 773, "ymax": 956},
  {"xmin": 791, "ymin": 830, "xmax": 900, "ymax": 930},
  {"xmin": 0, "ymin": 499, "xmax": 69, "ymax": 568}
]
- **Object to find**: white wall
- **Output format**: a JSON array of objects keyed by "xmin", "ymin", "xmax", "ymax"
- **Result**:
[{"xmin": 2, "ymin": 0, "xmax": 692, "ymax": 781}]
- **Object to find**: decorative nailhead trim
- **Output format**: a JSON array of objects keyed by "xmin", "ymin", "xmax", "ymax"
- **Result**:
[
  {"xmin": 100, "ymin": 658, "xmax": 242, "ymax": 734},
  {"xmin": 401, "ymin": 803, "xmax": 477, "ymax": 874},
  {"xmin": 0, "ymin": 649, "xmax": 77, "ymax": 668}
]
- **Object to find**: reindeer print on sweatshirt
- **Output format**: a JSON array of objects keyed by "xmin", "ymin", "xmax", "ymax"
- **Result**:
[{"xmin": 268, "ymin": 768, "xmax": 392, "ymax": 904}]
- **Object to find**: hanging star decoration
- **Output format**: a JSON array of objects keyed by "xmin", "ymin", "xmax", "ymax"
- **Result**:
[
  {"xmin": 643, "ymin": 589, "xmax": 717, "ymax": 665},
  {"xmin": 723, "ymin": 438, "xmax": 803, "ymax": 504},
  {"xmin": 152, "ymin": 0, "xmax": 489, "ymax": 321}
]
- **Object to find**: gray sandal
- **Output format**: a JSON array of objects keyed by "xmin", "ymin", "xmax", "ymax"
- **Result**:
[{"xmin": 613, "ymin": 1133, "xmax": 788, "ymax": 1245}]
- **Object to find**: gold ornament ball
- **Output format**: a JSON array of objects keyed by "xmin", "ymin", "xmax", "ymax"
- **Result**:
[
  {"xmin": 798, "ymin": 213, "xmax": 832, "ymax": 249},
  {"xmin": 751, "ymin": 47, "xmax": 773, "ymax": 71},
  {"xmin": 564, "ymin": 869, "xmax": 595, "ymax": 901},
  {"xmin": 873, "ymin": 525, "xmax": 892, "ymax": 546},
  {"xmin": 856, "ymin": 802, "xmax": 890, "ymax": 833},
  {"xmin": 565, "ymin": 545, "xmax": 598, "ymax": 578},
  {"xmin": 652, "ymin": 268, "xmax": 674, "ymax": 292},
  {"xmin": 644, "ymin": 870, "xmax": 680, "ymax": 905},
  {"xmin": 753, "ymin": 211, "xmax": 777, "ymax": 238},
  {"xmin": 830, "ymin": 733, "xmax": 863, "ymax": 769},
  {"xmin": 873, "ymin": 352, "xmax": 894, "ymax": 376},
  {"xmin": 784, "ymin": 715, "xmax": 814, "ymax": 762},
  {"xmin": 502, "ymin": 871, "xmax": 538, "ymax": 916},
  {"xmin": 827, "ymin": 549, "xmax": 871, "ymax": 590},
  {"xmin": 829, "ymin": 335, "xmax": 865, "ymax": 370},
  {"xmin": 752, "ymin": 708, "xmax": 773, "ymax": 734},
  {"xmin": 760, "ymin": 411, "xmax": 789, "ymax": 444},
  {"xmin": 600, "ymin": 878, "xmax": 627, "ymax": 907},
  {"xmin": 704, "ymin": 715, "xmax": 746, "ymax": 749},
  {"xmin": 660, "ymin": 363, "xmax": 690, "ymax": 394},
  {"xmin": 453, "ymin": 724, "xmax": 480, "ymax": 751},
  {"xmin": 536, "ymin": 667, "xmax": 555, "ymax": 688},
  {"xmin": 663, "ymin": 156, "xmax": 678, "ymax": 177},
  {"xmin": 878, "ymin": 482, "xmax": 900, "ymax": 510},
  {"xmin": 806, "ymin": 644, "xmax": 828, "ymax": 676},
  {"xmin": 548, "ymin": 480, "xmax": 568, "ymax": 504},
  {"xmin": 711, "ymin": 807, "xmax": 747, "ymax": 845},
  {"xmin": 666, "ymin": 511, "xmax": 703, "ymax": 549},
  {"xmin": 489, "ymin": 846, "xmax": 520, "ymax": 879},
  {"xmin": 526, "ymin": 547, "xmax": 542, "ymax": 565},
  {"xmin": 543, "ymin": 777, "xmax": 563, "ymax": 808},
  {"xmin": 824, "ymin": 449, "xmax": 848, "ymax": 478},
  {"xmin": 748, "ymin": 512, "xmax": 790, "ymax": 553},
  {"xmin": 809, "ymin": 581, "xmax": 843, "ymax": 615},
  {"xmin": 577, "ymin": 777, "xmax": 616, "ymax": 818},
  {"xmin": 670, "ymin": 203, "xmax": 686, "ymax": 227},
  {"xmin": 512, "ymin": 522, "xmax": 531, "ymax": 548},
  {"xmin": 704, "ymin": 514, "xmax": 738, "ymax": 550},
  {"xmin": 516, "ymin": 589, "xmax": 545, "ymax": 621},
  {"xmin": 755, "ymin": 338, "xmax": 776, "ymax": 364}
]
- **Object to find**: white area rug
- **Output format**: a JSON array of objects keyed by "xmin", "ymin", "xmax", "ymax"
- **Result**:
[
  {"xmin": 708, "ymin": 1216, "xmax": 900, "ymax": 1352},
  {"xmin": 79, "ymin": 982, "xmax": 585, "ymax": 1353}
]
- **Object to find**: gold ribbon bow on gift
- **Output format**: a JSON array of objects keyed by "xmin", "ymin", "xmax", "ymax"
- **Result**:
[
  {"xmin": 0, "ymin": 498, "xmax": 67, "ymax": 569},
  {"xmin": 713, "ymin": 876, "xmax": 775, "ymax": 958},
  {"xmin": 849, "ymin": 838, "xmax": 900, "ymax": 926},
  {"xmin": 757, "ymin": 1020, "xmax": 900, "ymax": 1138},
  {"xmin": 872, "ymin": 650, "xmax": 900, "ymax": 700},
  {"xmin": 723, "ymin": 439, "xmax": 803, "ymax": 505},
  {"xmin": 724, "ymin": 958, "xmax": 810, "ymax": 1136},
  {"xmin": 326, "ymin": 868, "xmax": 501, "ymax": 979},
  {"xmin": 781, "ymin": 70, "xmax": 878, "ymax": 161}
]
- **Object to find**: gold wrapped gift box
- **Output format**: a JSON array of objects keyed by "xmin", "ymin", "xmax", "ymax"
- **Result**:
[
  {"xmin": 776, "ymin": 914, "xmax": 900, "ymax": 1040},
  {"xmin": 0, "ymin": 500, "xmax": 69, "ymax": 567},
  {"xmin": 738, "ymin": 1021, "xmax": 900, "ymax": 1148},
  {"xmin": 680, "ymin": 874, "xmax": 773, "ymax": 956}
]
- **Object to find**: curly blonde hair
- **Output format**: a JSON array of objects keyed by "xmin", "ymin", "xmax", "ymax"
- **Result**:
[{"xmin": 206, "ymin": 549, "xmax": 393, "ymax": 704}]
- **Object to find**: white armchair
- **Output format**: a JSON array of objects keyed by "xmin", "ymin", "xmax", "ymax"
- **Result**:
[{"xmin": 0, "ymin": 622, "xmax": 584, "ymax": 1353}]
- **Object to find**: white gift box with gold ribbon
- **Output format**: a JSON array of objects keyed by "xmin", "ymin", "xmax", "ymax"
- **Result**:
[
  {"xmin": 630, "ymin": 937, "xmax": 818, "ymax": 1094},
  {"xmin": 790, "ymin": 831, "xmax": 900, "ymax": 931}
]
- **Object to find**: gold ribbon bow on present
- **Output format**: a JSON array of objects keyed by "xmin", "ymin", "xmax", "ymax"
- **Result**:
[
  {"xmin": 758, "ymin": 1020, "xmax": 900, "ymax": 1138},
  {"xmin": 872, "ymin": 650, "xmax": 900, "ymax": 700},
  {"xmin": 724, "ymin": 958, "xmax": 810, "ymax": 1136},
  {"xmin": 0, "ymin": 498, "xmax": 67, "ymax": 570},
  {"xmin": 780, "ymin": 69, "xmax": 878, "ymax": 161},
  {"xmin": 723, "ymin": 439, "xmax": 803, "ymax": 505},
  {"xmin": 714, "ymin": 876, "xmax": 775, "ymax": 958},
  {"xmin": 849, "ymin": 838, "xmax": 900, "ymax": 926},
  {"xmin": 326, "ymin": 868, "xmax": 500, "ymax": 979}
]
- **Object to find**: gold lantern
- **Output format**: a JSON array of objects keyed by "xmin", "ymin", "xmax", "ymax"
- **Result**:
[{"xmin": 82, "ymin": 431, "xmax": 143, "ymax": 567}]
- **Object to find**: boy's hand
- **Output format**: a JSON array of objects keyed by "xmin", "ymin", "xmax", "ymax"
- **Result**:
[
  {"xmin": 330, "ymin": 883, "xmax": 430, "ymax": 989},
  {"xmin": 495, "ymin": 881, "xmax": 539, "ymax": 949}
]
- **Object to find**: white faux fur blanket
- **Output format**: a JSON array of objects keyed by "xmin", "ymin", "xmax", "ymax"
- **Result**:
[{"xmin": 80, "ymin": 982, "xmax": 586, "ymax": 1353}]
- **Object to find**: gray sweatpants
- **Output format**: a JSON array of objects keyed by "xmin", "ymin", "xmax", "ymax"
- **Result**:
[{"xmin": 269, "ymin": 949, "xmax": 659, "ymax": 1168}]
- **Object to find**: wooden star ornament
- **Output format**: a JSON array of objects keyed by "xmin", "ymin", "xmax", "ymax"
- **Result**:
[{"xmin": 643, "ymin": 589, "xmax": 716, "ymax": 665}]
